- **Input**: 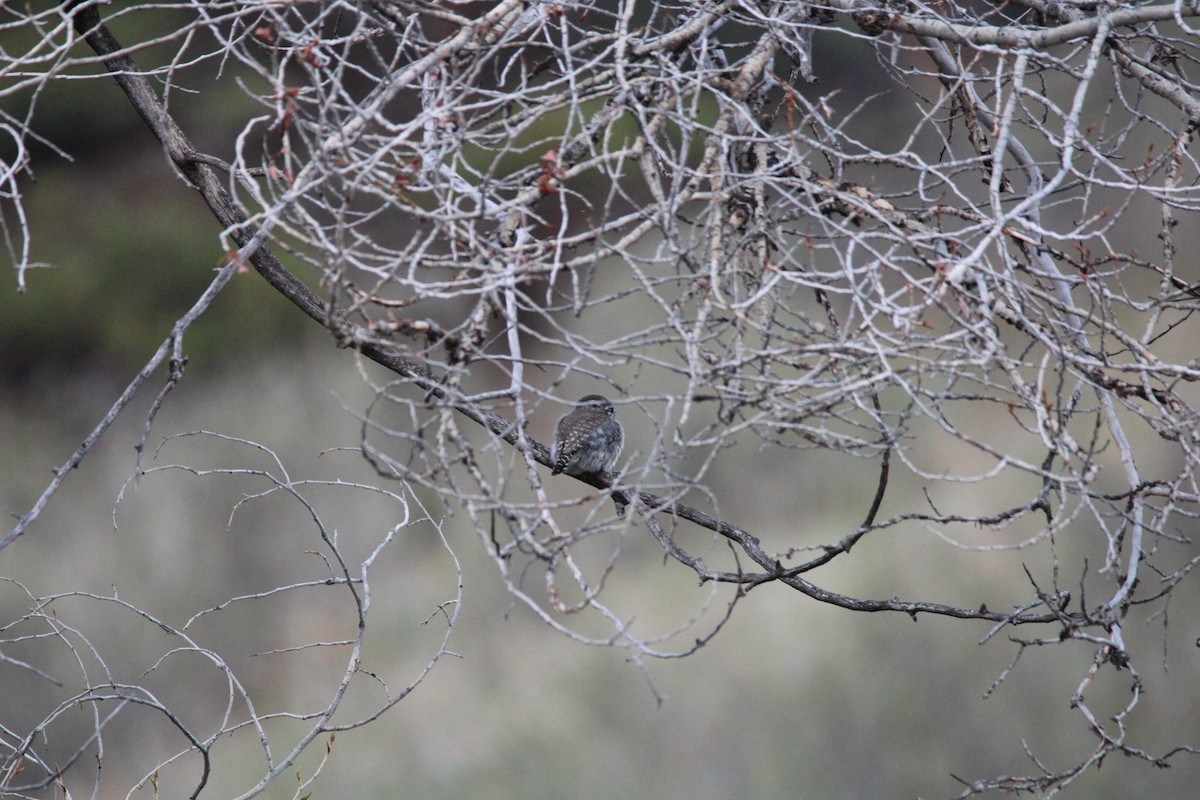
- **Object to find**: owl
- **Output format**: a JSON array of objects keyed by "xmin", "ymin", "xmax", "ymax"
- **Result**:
[{"xmin": 551, "ymin": 394, "xmax": 623, "ymax": 476}]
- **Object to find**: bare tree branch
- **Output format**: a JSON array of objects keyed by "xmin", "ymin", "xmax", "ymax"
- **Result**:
[{"xmin": 5, "ymin": 0, "xmax": 1200, "ymax": 795}]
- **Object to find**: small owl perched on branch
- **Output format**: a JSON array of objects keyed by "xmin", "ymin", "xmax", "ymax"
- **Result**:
[{"xmin": 551, "ymin": 395, "xmax": 623, "ymax": 477}]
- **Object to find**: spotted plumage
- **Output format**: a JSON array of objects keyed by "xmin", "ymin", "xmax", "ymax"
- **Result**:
[{"xmin": 551, "ymin": 395, "xmax": 623, "ymax": 476}]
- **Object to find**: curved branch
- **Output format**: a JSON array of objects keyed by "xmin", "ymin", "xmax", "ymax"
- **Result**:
[
  {"xmin": 843, "ymin": 0, "xmax": 1200, "ymax": 49},
  {"xmin": 59, "ymin": 2, "xmax": 1076, "ymax": 630}
]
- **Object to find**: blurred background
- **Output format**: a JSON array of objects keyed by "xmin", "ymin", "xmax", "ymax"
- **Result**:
[{"xmin": 3, "ymin": 7, "xmax": 1200, "ymax": 800}]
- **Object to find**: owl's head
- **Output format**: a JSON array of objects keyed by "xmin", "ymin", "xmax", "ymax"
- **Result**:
[{"xmin": 576, "ymin": 394, "xmax": 615, "ymax": 415}]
